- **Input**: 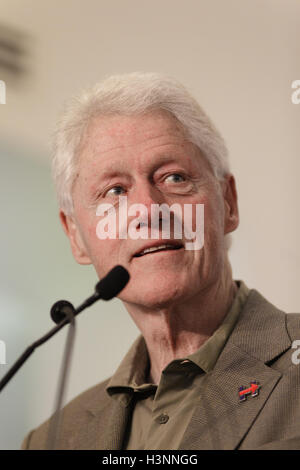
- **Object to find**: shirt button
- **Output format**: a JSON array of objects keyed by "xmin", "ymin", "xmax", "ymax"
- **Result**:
[{"xmin": 156, "ymin": 413, "xmax": 169, "ymax": 424}]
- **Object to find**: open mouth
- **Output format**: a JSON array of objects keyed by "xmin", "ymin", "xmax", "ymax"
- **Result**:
[{"xmin": 133, "ymin": 243, "xmax": 184, "ymax": 258}]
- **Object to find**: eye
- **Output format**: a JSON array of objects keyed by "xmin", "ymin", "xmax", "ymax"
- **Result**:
[
  {"xmin": 105, "ymin": 185, "xmax": 126, "ymax": 197},
  {"xmin": 164, "ymin": 173, "xmax": 186, "ymax": 183},
  {"xmin": 160, "ymin": 171, "xmax": 195, "ymax": 195}
]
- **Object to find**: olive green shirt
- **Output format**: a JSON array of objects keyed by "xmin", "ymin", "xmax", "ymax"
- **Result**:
[{"xmin": 106, "ymin": 280, "xmax": 250, "ymax": 450}]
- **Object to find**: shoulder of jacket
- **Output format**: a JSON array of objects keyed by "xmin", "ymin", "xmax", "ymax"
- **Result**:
[
  {"xmin": 63, "ymin": 376, "xmax": 112, "ymax": 414},
  {"xmin": 286, "ymin": 312, "xmax": 300, "ymax": 342},
  {"xmin": 22, "ymin": 376, "xmax": 113, "ymax": 449}
]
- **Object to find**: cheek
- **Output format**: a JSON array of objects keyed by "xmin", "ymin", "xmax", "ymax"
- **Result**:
[
  {"xmin": 184, "ymin": 193, "xmax": 222, "ymax": 232},
  {"xmin": 77, "ymin": 211, "xmax": 97, "ymax": 245},
  {"xmin": 86, "ymin": 220, "xmax": 112, "ymax": 255},
  {"xmin": 201, "ymin": 191, "xmax": 224, "ymax": 225},
  {"xmin": 86, "ymin": 220, "xmax": 123, "ymax": 266},
  {"xmin": 76, "ymin": 210, "xmax": 104, "ymax": 259},
  {"xmin": 190, "ymin": 193, "xmax": 225, "ymax": 254}
]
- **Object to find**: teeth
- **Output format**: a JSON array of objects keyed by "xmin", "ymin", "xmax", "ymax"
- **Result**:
[{"xmin": 140, "ymin": 244, "xmax": 176, "ymax": 255}]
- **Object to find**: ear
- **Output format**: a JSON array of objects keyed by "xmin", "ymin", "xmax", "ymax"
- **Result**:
[
  {"xmin": 221, "ymin": 174, "xmax": 239, "ymax": 235},
  {"xmin": 59, "ymin": 210, "xmax": 92, "ymax": 265}
]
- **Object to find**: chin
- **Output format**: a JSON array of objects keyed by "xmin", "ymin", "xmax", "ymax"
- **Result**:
[{"xmin": 120, "ymin": 277, "xmax": 193, "ymax": 310}]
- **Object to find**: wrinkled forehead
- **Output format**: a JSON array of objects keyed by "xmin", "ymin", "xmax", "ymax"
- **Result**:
[
  {"xmin": 74, "ymin": 111, "xmax": 217, "ymax": 185},
  {"xmin": 78, "ymin": 109, "xmax": 189, "ymax": 159}
]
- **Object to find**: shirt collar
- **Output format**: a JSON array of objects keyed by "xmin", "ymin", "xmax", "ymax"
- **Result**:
[{"xmin": 106, "ymin": 280, "xmax": 250, "ymax": 395}]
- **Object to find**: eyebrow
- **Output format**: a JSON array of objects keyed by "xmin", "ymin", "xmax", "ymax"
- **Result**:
[
  {"xmin": 150, "ymin": 155, "xmax": 191, "ymax": 172},
  {"xmin": 87, "ymin": 161, "xmax": 129, "ymax": 184},
  {"xmin": 87, "ymin": 151, "xmax": 195, "ymax": 192},
  {"xmin": 99, "ymin": 155, "xmax": 181, "ymax": 175},
  {"xmin": 94, "ymin": 168, "xmax": 126, "ymax": 181}
]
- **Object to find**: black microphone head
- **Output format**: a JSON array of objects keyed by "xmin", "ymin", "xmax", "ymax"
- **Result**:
[
  {"xmin": 95, "ymin": 265, "xmax": 130, "ymax": 300},
  {"xmin": 51, "ymin": 300, "xmax": 76, "ymax": 324}
]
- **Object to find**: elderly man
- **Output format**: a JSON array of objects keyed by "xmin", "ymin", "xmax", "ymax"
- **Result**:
[{"xmin": 22, "ymin": 73, "xmax": 300, "ymax": 450}]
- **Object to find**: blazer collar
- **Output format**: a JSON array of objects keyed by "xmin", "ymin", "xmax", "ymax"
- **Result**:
[
  {"xmin": 178, "ymin": 288, "xmax": 292, "ymax": 450},
  {"xmin": 224, "ymin": 287, "xmax": 291, "ymax": 363}
]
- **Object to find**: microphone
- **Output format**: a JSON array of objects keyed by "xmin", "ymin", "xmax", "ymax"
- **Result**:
[
  {"xmin": 0, "ymin": 265, "xmax": 130, "ymax": 392},
  {"xmin": 96, "ymin": 265, "xmax": 130, "ymax": 300},
  {"xmin": 51, "ymin": 300, "xmax": 75, "ymax": 325},
  {"xmin": 50, "ymin": 265, "xmax": 130, "ymax": 324}
]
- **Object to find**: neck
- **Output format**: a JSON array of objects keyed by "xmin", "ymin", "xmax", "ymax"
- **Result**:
[{"xmin": 124, "ymin": 260, "xmax": 237, "ymax": 384}]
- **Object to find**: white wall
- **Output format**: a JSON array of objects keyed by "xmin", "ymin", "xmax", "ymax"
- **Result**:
[{"xmin": 0, "ymin": 0, "xmax": 299, "ymax": 449}]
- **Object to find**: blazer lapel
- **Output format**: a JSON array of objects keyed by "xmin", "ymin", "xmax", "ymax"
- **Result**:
[
  {"xmin": 179, "ymin": 288, "xmax": 292, "ymax": 450},
  {"xmin": 80, "ymin": 335, "xmax": 146, "ymax": 450},
  {"xmin": 80, "ymin": 393, "xmax": 133, "ymax": 450},
  {"xmin": 179, "ymin": 344, "xmax": 282, "ymax": 449}
]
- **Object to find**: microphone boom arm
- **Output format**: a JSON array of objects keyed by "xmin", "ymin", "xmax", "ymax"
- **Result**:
[{"xmin": 0, "ymin": 265, "xmax": 129, "ymax": 393}]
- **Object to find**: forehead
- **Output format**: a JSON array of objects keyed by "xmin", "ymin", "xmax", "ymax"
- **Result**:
[
  {"xmin": 75, "ymin": 110, "xmax": 215, "ymax": 184},
  {"xmin": 79, "ymin": 110, "xmax": 187, "ymax": 158}
]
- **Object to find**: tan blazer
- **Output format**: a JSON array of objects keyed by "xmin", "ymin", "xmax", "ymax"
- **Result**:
[{"xmin": 22, "ymin": 287, "xmax": 300, "ymax": 450}]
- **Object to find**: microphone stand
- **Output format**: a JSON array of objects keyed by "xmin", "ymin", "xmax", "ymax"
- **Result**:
[
  {"xmin": 0, "ymin": 265, "xmax": 129, "ymax": 448},
  {"xmin": 0, "ymin": 265, "xmax": 129, "ymax": 394},
  {"xmin": 46, "ymin": 306, "xmax": 76, "ymax": 450},
  {"xmin": 0, "ymin": 291, "xmax": 100, "ymax": 393}
]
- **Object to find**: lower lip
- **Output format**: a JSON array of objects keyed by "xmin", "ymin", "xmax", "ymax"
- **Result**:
[{"xmin": 134, "ymin": 247, "xmax": 184, "ymax": 259}]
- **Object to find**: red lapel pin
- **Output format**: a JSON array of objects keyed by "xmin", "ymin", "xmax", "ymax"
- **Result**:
[{"xmin": 239, "ymin": 381, "xmax": 260, "ymax": 402}]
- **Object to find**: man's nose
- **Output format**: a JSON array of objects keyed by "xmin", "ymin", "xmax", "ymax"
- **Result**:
[
  {"xmin": 131, "ymin": 182, "xmax": 164, "ymax": 206},
  {"xmin": 127, "ymin": 182, "xmax": 165, "ymax": 227}
]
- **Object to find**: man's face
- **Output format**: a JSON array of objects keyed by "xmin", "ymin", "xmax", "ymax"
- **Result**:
[{"xmin": 61, "ymin": 110, "xmax": 238, "ymax": 309}]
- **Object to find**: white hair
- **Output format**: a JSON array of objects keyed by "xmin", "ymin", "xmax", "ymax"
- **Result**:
[{"xmin": 52, "ymin": 72, "xmax": 230, "ymax": 216}]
